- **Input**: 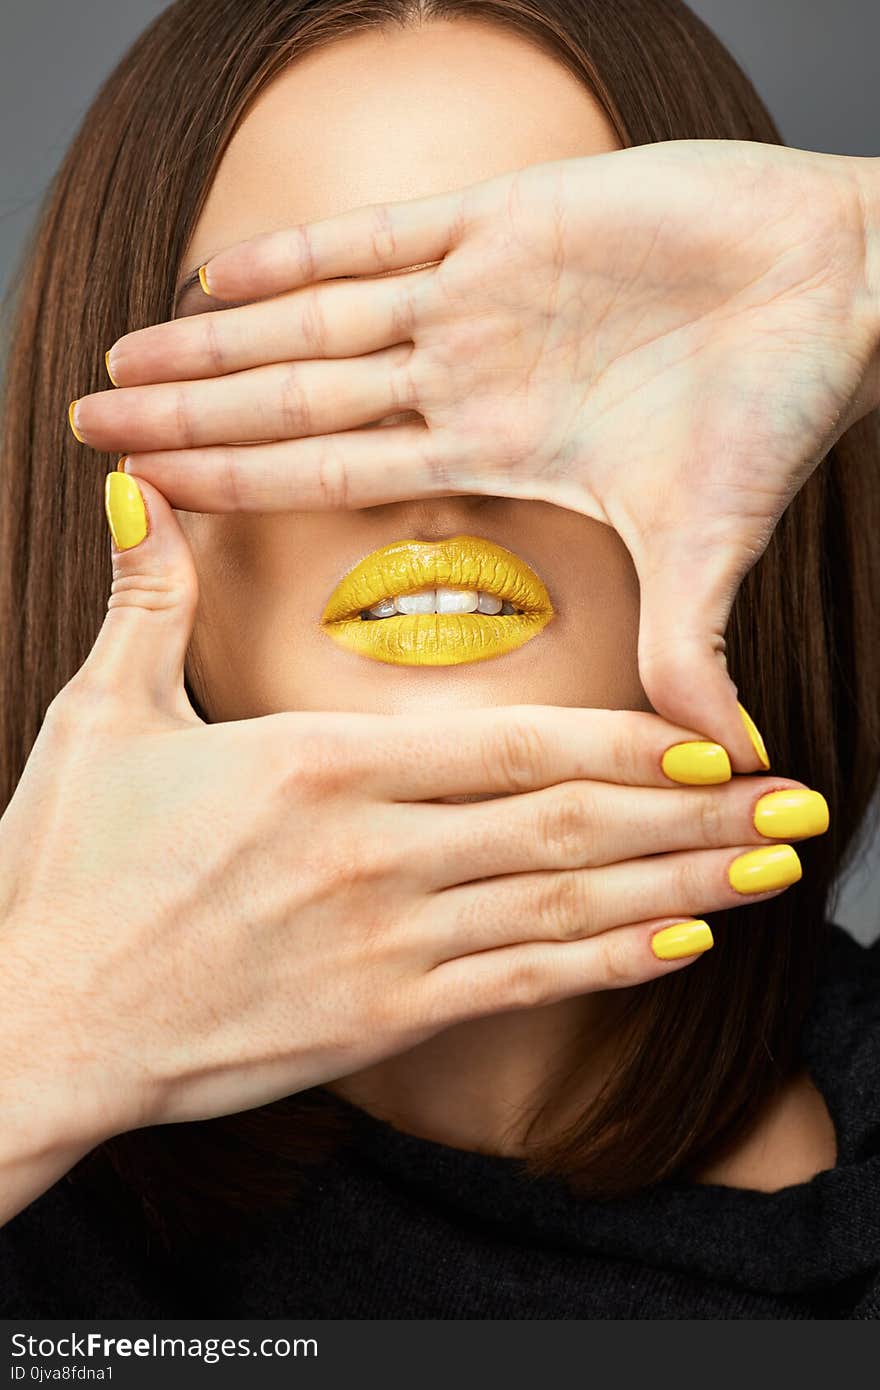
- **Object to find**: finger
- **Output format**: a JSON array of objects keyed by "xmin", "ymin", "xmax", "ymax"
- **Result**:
[
  {"xmin": 113, "ymin": 421, "xmax": 450, "ymax": 513},
  {"xmin": 409, "ymin": 775, "xmax": 826, "ymax": 890},
  {"xmin": 196, "ymin": 188, "xmax": 469, "ymax": 301},
  {"xmin": 417, "ymin": 917, "xmax": 716, "ymax": 1029},
  {"xmin": 345, "ymin": 705, "xmax": 734, "ymax": 799},
  {"xmin": 70, "ymin": 469, "xmax": 201, "ymax": 721},
  {"xmin": 70, "ymin": 344, "xmax": 417, "ymax": 454},
  {"xmin": 107, "ymin": 273, "xmax": 432, "ymax": 387},
  {"xmin": 632, "ymin": 528, "xmax": 768, "ymax": 774},
  {"xmin": 420, "ymin": 841, "xmax": 801, "ymax": 964}
]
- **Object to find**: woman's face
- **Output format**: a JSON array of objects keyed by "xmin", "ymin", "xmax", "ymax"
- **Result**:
[{"xmin": 175, "ymin": 18, "xmax": 649, "ymax": 726}]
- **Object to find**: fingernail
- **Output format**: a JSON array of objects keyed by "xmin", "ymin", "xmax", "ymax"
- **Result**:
[
  {"xmin": 105, "ymin": 471, "xmax": 148, "ymax": 550},
  {"xmin": 68, "ymin": 399, "xmax": 86, "ymax": 443},
  {"xmin": 104, "ymin": 348, "xmax": 119, "ymax": 386},
  {"xmin": 116, "ymin": 457, "xmax": 129, "ymax": 472},
  {"xmin": 754, "ymin": 789, "xmax": 830, "ymax": 839},
  {"xmin": 661, "ymin": 741, "xmax": 732, "ymax": 785},
  {"xmin": 729, "ymin": 844, "xmax": 802, "ymax": 893},
  {"xmin": 198, "ymin": 264, "xmax": 213, "ymax": 296},
  {"xmin": 737, "ymin": 701, "xmax": 770, "ymax": 768},
  {"xmin": 651, "ymin": 920, "xmax": 714, "ymax": 960}
]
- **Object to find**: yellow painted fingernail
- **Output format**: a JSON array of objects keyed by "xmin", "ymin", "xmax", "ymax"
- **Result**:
[
  {"xmin": 67, "ymin": 399, "xmax": 86, "ymax": 443},
  {"xmin": 104, "ymin": 349, "xmax": 119, "ymax": 386},
  {"xmin": 661, "ymin": 741, "xmax": 731, "ymax": 785},
  {"xmin": 737, "ymin": 701, "xmax": 770, "ymax": 768},
  {"xmin": 198, "ymin": 264, "xmax": 213, "ymax": 296},
  {"xmin": 104, "ymin": 471, "xmax": 148, "ymax": 550},
  {"xmin": 729, "ymin": 844, "xmax": 802, "ymax": 893},
  {"xmin": 651, "ymin": 920, "xmax": 714, "ymax": 960},
  {"xmin": 754, "ymin": 789, "xmax": 829, "ymax": 839}
]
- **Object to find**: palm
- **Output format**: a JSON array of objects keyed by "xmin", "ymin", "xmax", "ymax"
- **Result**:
[{"xmin": 80, "ymin": 139, "xmax": 878, "ymax": 761}]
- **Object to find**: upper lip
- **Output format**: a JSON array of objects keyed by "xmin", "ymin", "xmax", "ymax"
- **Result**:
[{"xmin": 321, "ymin": 534, "xmax": 554, "ymax": 623}]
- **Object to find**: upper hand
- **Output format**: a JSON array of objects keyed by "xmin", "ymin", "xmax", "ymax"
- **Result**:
[{"xmin": 69, "ymin": 139, "xmax": 880, "ymax": 764}]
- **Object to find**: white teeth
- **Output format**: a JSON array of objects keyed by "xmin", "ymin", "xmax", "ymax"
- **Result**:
[
  {"xmin": 435, "ymin": 586, "xmax": 478, "ymax": 613},
  {"xmin": 394, "ymin": 590, "xmax": 437, "ymax": 614},
  {"xmin": 365, "ymin": 588, "xmax": 517, "ymax": 618},
  {"xmin": 477, "ymin": 592, "xmax": 503, "ymax": 614}
]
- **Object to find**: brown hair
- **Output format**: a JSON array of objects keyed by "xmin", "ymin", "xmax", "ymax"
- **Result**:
[{"xmin": 2, "ymin": 0, "xmax": 879, "ymax": 1242}]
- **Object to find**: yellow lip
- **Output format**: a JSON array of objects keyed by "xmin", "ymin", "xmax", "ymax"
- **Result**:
[{"xmin": 320, "ymin": 534, "xmax": 555, "ymax": 666}]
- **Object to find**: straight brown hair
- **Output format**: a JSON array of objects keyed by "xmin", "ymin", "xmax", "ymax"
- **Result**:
[{"xmin": 2, "ymin": 0, "xmax": 879, "ymax": 1243}]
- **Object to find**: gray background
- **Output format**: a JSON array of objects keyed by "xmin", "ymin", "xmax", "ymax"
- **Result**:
[{"xmin": 1, "ymin": 1, "xmax": 878, "ymax": 941}]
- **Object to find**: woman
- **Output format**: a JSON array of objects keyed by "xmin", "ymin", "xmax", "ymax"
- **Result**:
[{"xmin": 0, "ymin": 0, "xmax": 878, "ymax": 1318}]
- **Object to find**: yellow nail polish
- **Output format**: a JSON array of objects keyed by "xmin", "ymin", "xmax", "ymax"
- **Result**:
[
  {"xmin": 198, "ymin": 264, "xmax": 212, "ymax": 296},
  {"xmin": 729, "ymin": 844, "xmax": 802, "ymax": 893},
  {"xmin": 651, "ymin": 920, "xmax": 714, "ymax": 960},
  {"xmin": 661, "ymin": 741, "xmax": 732, "ymax": 785},
  {"xmin": 104, "ymin": 471, "xmax": 148, "ymax": 550},
  {"xmin": 753, "ymin": 789, "xmax": 830, "ymax": 839},
  {"xmin": 68, "ymin": 399, "xmax": 86, "ymax": 443},
  {"xmin": 104, "ymin": 349, "xmax": 119, "ymax": 387},
  {"xmin": 737, "ymin": 701, "xmax": 770, "ymax": 768}
]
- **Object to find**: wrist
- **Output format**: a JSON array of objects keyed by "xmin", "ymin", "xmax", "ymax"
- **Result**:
[{"xmin": 0, "ymin": 963, "xmax": 123, "ymax": 1162}]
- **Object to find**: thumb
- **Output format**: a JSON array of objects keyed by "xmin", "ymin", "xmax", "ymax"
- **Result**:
[
  {"xmin": 634, "ymin": 541, "xmax": 770, "ymax": 775},
  {"xmin": 83, "ymin": 464, "xmax": 201, "ymax": 722}
]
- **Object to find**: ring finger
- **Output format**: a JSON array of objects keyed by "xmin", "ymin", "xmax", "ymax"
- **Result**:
[{"xmin": 419, "ymin": 841, "xmax": 802, "ymax": 964}]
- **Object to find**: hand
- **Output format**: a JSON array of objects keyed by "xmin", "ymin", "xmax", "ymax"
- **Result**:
[
  {"xmin": 0, "ymin": 474, "xmax": 826, "ymax": 1175},
  {"xmin": 71, "ymin": 140, "xmax": 880, "ymax": 767}
]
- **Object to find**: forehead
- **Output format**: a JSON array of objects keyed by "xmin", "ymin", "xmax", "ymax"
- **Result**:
[{"xmin": 180, "ymin": 18, "xmax": 619, "ymax": 275}]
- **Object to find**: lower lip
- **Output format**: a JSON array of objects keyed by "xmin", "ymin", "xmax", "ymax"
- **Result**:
[{"xmin": 321, "ymin": 609, "xmax": 554, "ymax": 666}]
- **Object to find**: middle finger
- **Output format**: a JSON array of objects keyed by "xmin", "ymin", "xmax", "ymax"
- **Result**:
[
  {"xmin": 408, "ymin": 777, "xmax": 829, "ymax": 890},
  {"xmin": 70, "ymin": 343, "xmax": 417, "ymax": 453}
]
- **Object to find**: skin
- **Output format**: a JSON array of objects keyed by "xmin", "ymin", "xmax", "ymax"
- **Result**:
[{"xmin": 171, "ymin": 19, "xmax": 835, "ymax": 1185}]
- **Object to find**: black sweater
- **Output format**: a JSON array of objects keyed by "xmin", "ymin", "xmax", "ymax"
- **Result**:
[{"xmin": 2, "ymin": 920, "xmax": 879, "ymax": 1320}]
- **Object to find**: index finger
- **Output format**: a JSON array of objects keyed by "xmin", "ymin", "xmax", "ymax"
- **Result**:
[
  {"xmin": 196, "ymin": 186, "xmax": 469, "ymax": 302},
  {"xmin": 338, "ymin": 704, "xmax": 733, "ymax": 800}
]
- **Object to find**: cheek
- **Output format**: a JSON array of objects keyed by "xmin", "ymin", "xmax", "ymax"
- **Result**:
[{"xmin": 551, "ymin": 531, "xmax": 647, "ymax": 711}]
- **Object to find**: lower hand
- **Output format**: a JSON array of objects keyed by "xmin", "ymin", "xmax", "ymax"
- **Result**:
[{"xmin": 0, "ymin": 474, "xmax": 827, "ymax": 1169}]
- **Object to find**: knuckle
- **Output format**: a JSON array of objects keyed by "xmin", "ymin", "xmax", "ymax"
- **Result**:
[
  {"xmin": 45, "ymin": 673, "xmax": 119, "ymax": 736},
  {"xmin": 697, "ymin": 792, "xmax": 725, "ymax": 847},
  {"xmin": 300, "ymin": 287, "xmax": 329, "ymax": 357},
  {"xmin": 535, "ymin": 871, "xmax": 590, "ymax": 942},
  {"xmin": 388, "ymin": 341, "xmax": 420, "ymax": 410},
  {"xmin": 277, "ymin": 361, "xmax": 314, "ymax": 437},
  {"xmin": 172, "ymin": 384, "xmax": 196, "ymax": 449},
  {"xmin": 219, "ymin": 444, "xmax": 245, "ymax": 510},
  {"xmin": 418, "ymin": 429, "xmax": 455, "ymax": 493},
  {"xmin": 293, "ymin": 225, "xmax": 317, "ymax": 284},
  {"xmin": 500, "ymin": 955, "xmax": 555, "ymax": 1011},
  {"xmin": 369, "ymin": 203, "xmax": 398, "ymax": 265},
  {"xmin": 596, "ymin": 931, "xmax": 634, "ymax": 988},
  {"xmin": 388, "ymin": 282, "xmax": 419, "ymax": 341},
  {"xmin": 314, "ymin": 443, "xmax": 352, "ymax": 510},
  {"xmin": 108, "ymin": 567, "xmax": 187, "ymax": 615},
  {"xmin": 272, "ymin": 717, "xmax": 361, "ymax": 800},
  {"xmin": 538, "ymin": 785, "xmax": 593, "ymax": 866},
  {"xmin": 485, "ymin": 718, "xmax": 547, "ymax": 793},
  {"xmin": 672, "ymin": 853, "xmax": 704, "ymax": 907},
  {"xmin": 605, "ymin": 718, "xmax": 643, "ymax": 784},
  {"xmin": 202, "ymin": 313, "xmax": 229, "ymax": 376}
]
